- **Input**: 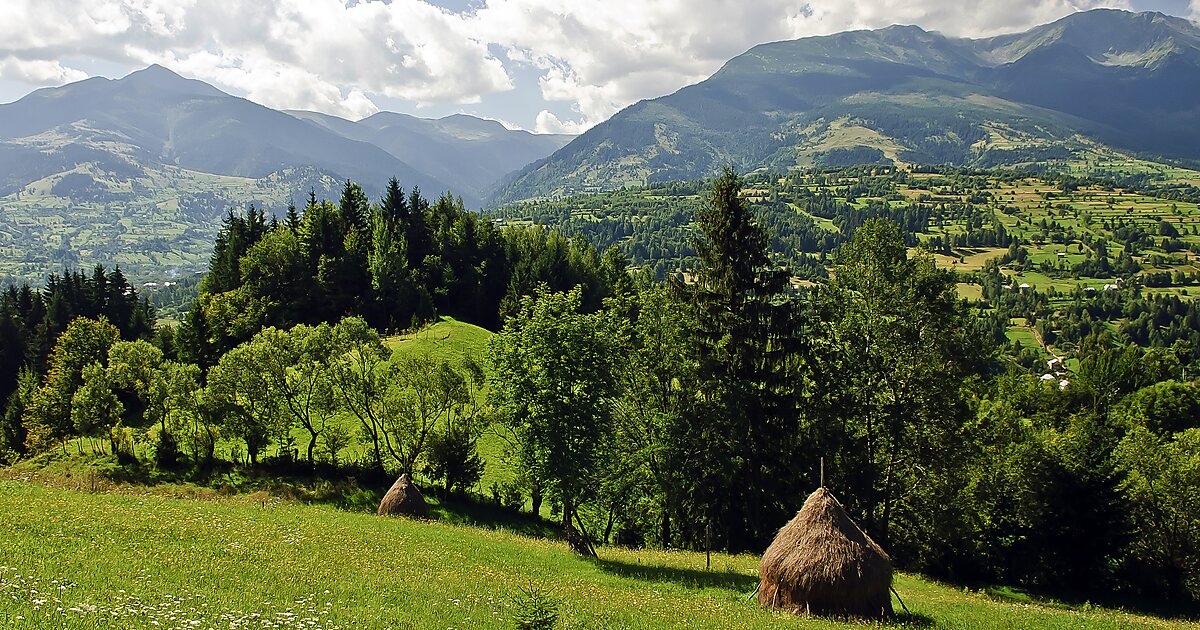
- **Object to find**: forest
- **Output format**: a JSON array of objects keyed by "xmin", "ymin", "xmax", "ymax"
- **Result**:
[{"xmin": 1, "ymin": 168, "xmax": 1198, "ymax": 608}]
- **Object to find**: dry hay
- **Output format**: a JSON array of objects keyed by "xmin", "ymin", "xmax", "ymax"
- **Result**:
[
  {"xmin": 758, "ymin": 487, "xmax": 893, "ymax": 619},
  {"xmin": 377, "ymin": 473, "xmax": 428, "ymax": 518}
]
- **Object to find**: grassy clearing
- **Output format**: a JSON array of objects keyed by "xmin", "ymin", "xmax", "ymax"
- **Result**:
[
  {"xmin": 955, "ymin": 283, "xmax": 984, "ymax": 301},
  {"xmin": 384, "ymin": 317, "xmax": 494, "ymax": 364},
  {"xmin": 0, "ymin": 481, "xmax": 1192, "ymax": 629}
]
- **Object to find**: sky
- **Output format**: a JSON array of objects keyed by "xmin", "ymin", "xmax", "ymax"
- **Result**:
[{"xmin": 0, "ymin": 0, "xmax": 1193, "ymax": 134}]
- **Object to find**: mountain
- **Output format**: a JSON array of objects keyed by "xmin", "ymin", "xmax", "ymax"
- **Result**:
[
  {"xmin": 287, "ymin": 110, "xmax": 572, "ymax": 201},
  {"xmin": 0, "ymin": 66, "xmax": 568, "ymax": 284},
  {"xmin": 0, "ymin": 65, "xmax": 453, "ymax": 202},
  {"xmin": 494, "ymin": 9, "xmax": 1200, "ymax": 203}
]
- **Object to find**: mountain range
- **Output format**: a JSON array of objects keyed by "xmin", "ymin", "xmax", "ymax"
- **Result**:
[
  {"xmin": 0, "ymin": 64, "xmax": 572, "ymax": 209},
  {"xmin": 494, "ymin": 9, "xmax": 1200, "ymax": 203},
  {"xmin": 0, "ymin": 66, "xmax": 570, "ymax": 283}
]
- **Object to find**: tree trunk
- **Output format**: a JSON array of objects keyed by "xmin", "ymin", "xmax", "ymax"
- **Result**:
[
  {"xmin": 306, "ymin": 431, "xmax": 317, "ymax": 466},
  {"xmin": 563, "ymin": 501, "xmax": 597, "ymax": 557},
  {"xmin": 531, "ymin": 484, "xmax": 543, "ymax": 517},
  {"xmin": 1166, "ymin": 561, "xmax": 1185, "ymax": 601}
]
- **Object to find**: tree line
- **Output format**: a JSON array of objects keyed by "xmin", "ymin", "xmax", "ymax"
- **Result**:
[{"xmin": 174, "ymin": 179, "xmax": 629, "ymax": 369}]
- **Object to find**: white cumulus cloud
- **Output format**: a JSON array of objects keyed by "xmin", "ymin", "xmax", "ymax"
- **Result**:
[
  {"xmin": 0, "ymin": 56, "xmax": 88, "ymax": 85},
  {"xmin": 0, "ymin": 0, "xmax": 513, "ymax": 118},
  {"xmin": 0, "ymin": 0, "xmax": 1170, "ymax": 128}
]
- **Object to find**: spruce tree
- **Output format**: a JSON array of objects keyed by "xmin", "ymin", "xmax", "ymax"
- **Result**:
[
  {"xmin": 285, "ymin": 201, "xmax": 301, "ymax": 233},
  {"xmin": 338, "ymin": 180, "xmax": 370, "ymax": 233},
  {"xmin": 687, "ymin": 167, "xmax": 803, "ymax": 552}
]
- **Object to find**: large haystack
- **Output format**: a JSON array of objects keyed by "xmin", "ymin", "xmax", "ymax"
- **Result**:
[
  {"xmin": 377, "ymin": 473, "xmax": 428, "ymax": 518},
  {"xmin": 758, "ymin": 487, "xmax": 893, "ymax": 619}
]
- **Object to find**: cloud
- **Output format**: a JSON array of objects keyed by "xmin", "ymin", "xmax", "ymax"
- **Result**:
[
  {"xmin": 0, "ymin": 0, "xmax": 513, "ymax": 117},
  {"xmin": 534, "ymin": 110, "xmax": 591, "ymax": 135},
  {"xmin": 0, "ymin": 55, "xmax": 88, "ymax": 85},
  {"xmin": 0, "ymin": 0, "xmax": 1159, "ymax": 126}
]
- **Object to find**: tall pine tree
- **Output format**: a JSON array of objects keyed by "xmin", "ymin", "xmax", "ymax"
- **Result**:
[{"xmin": 686, "ymin": 167, "xmax": 805, "ymax": 552}]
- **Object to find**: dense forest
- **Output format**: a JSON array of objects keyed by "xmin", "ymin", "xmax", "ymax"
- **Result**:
[{"xmin": 1, "ymin": 169, "xmax": 1198, "ymax": 606}]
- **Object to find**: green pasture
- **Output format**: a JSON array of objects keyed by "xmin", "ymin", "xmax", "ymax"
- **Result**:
[{"xmin": 0, "ymin": 481, "xmax": 1190, "ymax": 629}]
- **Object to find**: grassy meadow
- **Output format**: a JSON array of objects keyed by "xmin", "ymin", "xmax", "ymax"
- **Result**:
[{"xmin": 1, "ymin": 480, "xmax": 1193, "ymax": 629}]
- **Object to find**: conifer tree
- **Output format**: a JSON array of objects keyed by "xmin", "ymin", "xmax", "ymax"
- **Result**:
[
  {"xmin": 338, "ymin": 180, "xmax": 370, "ymax": 233},
  {"xmin": 285, "ymin": 201, "xmax": 301, "ymax": 233},
  {"xmin": 686, "ymin": 167, "xmax": 804, "ymax": 552}
]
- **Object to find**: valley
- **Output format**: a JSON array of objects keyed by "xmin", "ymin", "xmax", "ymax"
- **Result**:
[{"xmin": 4, "ymin": 6, "xmax": 1200, "ymax": 628}]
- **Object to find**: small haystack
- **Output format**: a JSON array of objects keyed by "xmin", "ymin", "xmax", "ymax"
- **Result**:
[
  {"xmin": 377, "ymin": 473, "xmax": 428, "ymax": 518},
  {"xmin": 758, "ymin": 487, "xmax": 893, "ymax": 619}
]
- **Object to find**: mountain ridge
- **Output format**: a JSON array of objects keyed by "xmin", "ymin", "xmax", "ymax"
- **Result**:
[{"xmin": 494, "ymin": 8, "xmax": 1200, "ymax": 204}]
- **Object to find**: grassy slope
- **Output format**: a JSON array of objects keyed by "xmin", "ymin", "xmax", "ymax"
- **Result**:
[
  {"xmin": 0, "ymin": 481, "xmax": 1190, "ymax": 630},
  {"xmin": 300, "ymin": 317, "xmax": 496, "ymax": 470},
  {"xmin": 384, "ymin": 317, "xmax": 495, "ymax": 363},
  {"xmin": 381, "ymin": 318, "xmax": 522, "ymax": 497}
]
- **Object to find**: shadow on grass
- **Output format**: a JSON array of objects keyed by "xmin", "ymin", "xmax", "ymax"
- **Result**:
[
  {"xmin": 888, "ymin": 611, "xmax": 936, "ymax": 628},
  {"xmin": 426, "ymin": 493, "xmax": 561, "ymax": 539},
  {"xmin": 588, "ymin": 556, "xmax": 757, "ymax": 593},
  {"xmin": 20, "ymin": 452, "xmax": 565, "ymax": 539},
  {"xmin": 982, "ymin": 584, "xmax": 1200, "ymax": 622}
]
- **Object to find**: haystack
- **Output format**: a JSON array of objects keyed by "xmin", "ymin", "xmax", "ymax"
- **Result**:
[
  {"xmin": 758, "ymin": 487, "xmax": 893, "ymax": 619},
  {"xmin": 377, "ymin": 473, "xmax": 428, "ymax": 518}
]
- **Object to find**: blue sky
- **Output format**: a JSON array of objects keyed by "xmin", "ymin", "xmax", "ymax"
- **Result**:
[{"xmin": 0, "ymin": 0, "xmax": 1193, "ymax": 133}]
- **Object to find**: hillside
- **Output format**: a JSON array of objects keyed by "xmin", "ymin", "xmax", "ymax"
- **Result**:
[
  {"xmin": 0, "ymin": 67, "xmax": 568, "ymax": 285},
  {"xmin": 493, "ymin": 9, "xmax": 1200, "ymax": 203},
  {"xmin": 385, "ymin": 317, "xmax": 495, "ymax": 363},
  {"xmin": 0, "ymin": 481, "xmax": 1190, "ymax": 629},
  {"xmin": 0, "ymin": 65, "xmax": 449, "ymax": 199}
]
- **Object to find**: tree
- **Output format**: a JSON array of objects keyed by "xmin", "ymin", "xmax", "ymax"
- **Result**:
[
  {"xmin": 23, "ymin": 317, "xmax": 120, "ymax": 452},
  {"xmin": 385, "ymin": 352, "xmax": 472, "ymax": 476},
  {"xmin": 489, "ymin": 286, "xmax": 619, "ymax": 553},
  {"xmin": 205, "ymin": 338, "xmax": 287, "ymax": 465},
  {"xmin": 285, "ymin": 201, "xmax": 301, "ymax": 233},
  {"xmin": 339, "ymin": 180, "xmax": 371, "ymax": 232},
  {"xmin": 155, "ymin": 361, "xmax": 206, "ymax": 465},
  {"xmin": 368, "ymin": 205, "xmax": 408, "ymax": 331},
  {"xmin": 250, "ymin": 324, "xmax": 338, "ymax": 465},
  {"xmin": 1115, "ymin": 427, "xmax": 1200, "ymax": 600},
  {"xmin": 0, "ymin": 368, "xmax": 37, "ymax": 460},
  {"xmin": 605, "ymin": 285, "xmax": 699, "ymax": 547},
  {"xmin": 239, "ymin": 229, "xmax": 313, "ymax": 325},
  {"xmin": 1114, "ymin": 380, "xmax": 1200, "ymax": 436},
  {"xmin": 426, "ymin": 427, "xmax": 485, "ymax": 494},
  {"xmin": 686, "ymin": 167, "xmax": 804, "ymax": 552},
  {"xmin": 71, "ymin": 362, "xmax": 124, "ymax": 452},
  {"xmin": 328, "ymin": 316, "xmax": 393, "ymax": 471},
  {"xmin": 824, "ymin": 218, "xmax": 989, "ymax": 551}
]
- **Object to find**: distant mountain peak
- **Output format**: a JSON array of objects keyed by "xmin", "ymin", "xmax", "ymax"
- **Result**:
[{"xmin": 116, "ymin": 64, "xmax": 226, "ymax": 98}]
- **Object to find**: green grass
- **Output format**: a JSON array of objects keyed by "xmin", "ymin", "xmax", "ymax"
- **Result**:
[
  {"xmin": 0, "ymin": 481, "xmax": 1191, "ymax": 629},
  {"xmin": 384, "ymin": 317, "xmax": 495, "ymax": 363}
]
